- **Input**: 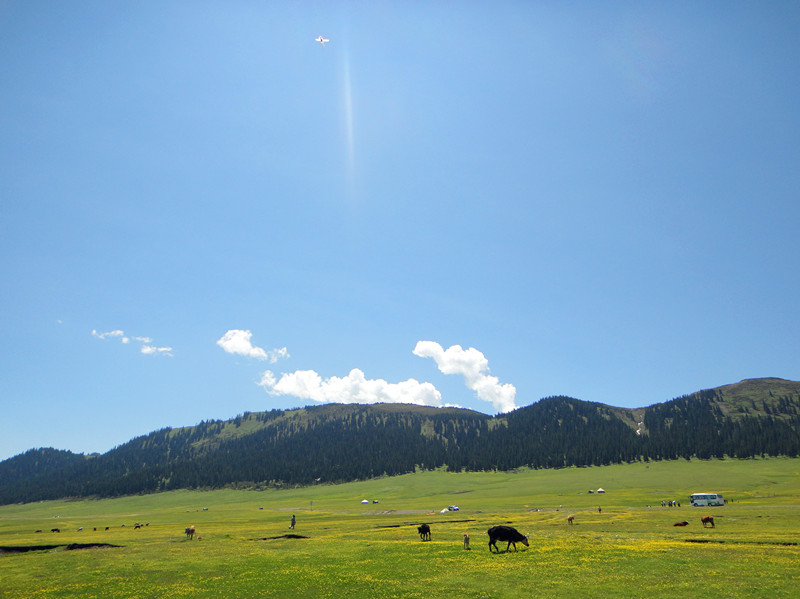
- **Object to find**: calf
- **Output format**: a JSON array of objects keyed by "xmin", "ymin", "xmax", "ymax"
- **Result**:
[
  {"xmin": 487, "ymin": 525, "xmax": 528, "ymax": 553},
  {"xmin": 673, "ymin": 521, "xmax": 689, "ymax": 527},
  {"xmin": 185, "ymin": 525, "xmax": 196, "ymax": 540},
  {"xmin": 463, "ymin": 532, "xmax": 470, "ymax": 550},
  {"xmin": 701, "ymin": 516, "xmax": 715, "ymax": 528},
  {"xmin": 417, "ymin": 524, "xmax": 431, "ymax": 541},
  {"xmin": 566, "ymin": 515, "xmax": 574, "ymax": 525}
]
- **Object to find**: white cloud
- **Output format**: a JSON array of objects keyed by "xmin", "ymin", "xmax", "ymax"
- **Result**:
[
  {"xmin": 216, "ymin": 329, "xmax": 289, "ymax": 363},
  {"xmin": 258, "ymin": 368, "xmax": 443, "ymax": 407},
  {"xmin": 92, "ymin": 329, "xmax": 129, "ymax": 343},
  {"xmin": 413, "ymin": 341, "xmax": 517, "ymax": 413},
  {"xmin": 141, "ymin": 344, "xmax": 173, "ymax": 356},
  {"xmin": 92, "ymin": 329, "xmax": 172, "ymax": 356}
]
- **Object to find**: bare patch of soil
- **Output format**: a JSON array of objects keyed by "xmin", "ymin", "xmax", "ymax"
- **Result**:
[
  {"xmin": 0, "ymin": 543, "xmax": 121, "ymax": 555},
  {"xmin": 375, "ymin": 519, "xmax": 476, "ymax": 529}
]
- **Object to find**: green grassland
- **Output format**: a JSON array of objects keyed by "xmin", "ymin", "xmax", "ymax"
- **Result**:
[{"xmin": 2, "ymin": 458, "xmax": 799, "ymax": 598}]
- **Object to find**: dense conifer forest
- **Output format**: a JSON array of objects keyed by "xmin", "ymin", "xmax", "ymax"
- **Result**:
[{"xmin": 1, "ymin": 378, "xmax": 798, "ymax": 504}]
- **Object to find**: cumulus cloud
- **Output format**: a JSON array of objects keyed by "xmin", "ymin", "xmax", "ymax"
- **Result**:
[
  {"xmin": 216, "ymin": 329, "xmax": 289, "ymax": 363},
  {"xmin": 92, "ymin": 329, "xmax": 172, "ymax": 356},
  {"xmin": 140, "ymin": 344, "xmax": 173, "ymax": 356},
  {"xmin": 413, "ymin": 341, "xmax": 517, "ymax": 413},
  {"xmin": 258, "ymin": 368, "xmax": 443, "ymax": 407},
  {"xmin": 92, "ymin": 329, "xmax": 128, "ymax": 343}
]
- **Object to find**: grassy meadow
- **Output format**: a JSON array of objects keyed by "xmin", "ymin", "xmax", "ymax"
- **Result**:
[{"xmin": 1, "ymin": 458, "xmax": 799, "ymax": 598}]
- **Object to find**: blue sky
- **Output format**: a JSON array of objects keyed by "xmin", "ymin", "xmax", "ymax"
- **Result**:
[{"xmin": 1, "ymin": 1, "xmax": 798, "ymax": 461}]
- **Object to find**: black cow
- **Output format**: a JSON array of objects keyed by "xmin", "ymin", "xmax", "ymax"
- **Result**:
[
  {"xmin": 417, "ymin": 524, "xmax": 431, "ymax": 541},
  {"xmin": 487, "ymin": 525, "xmax": 528, "ymax": 553}
]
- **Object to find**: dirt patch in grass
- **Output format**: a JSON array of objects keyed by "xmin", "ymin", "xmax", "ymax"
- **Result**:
[
  {"xmin": 375, "ymin": 519, "xmax": 476, "ymax": 529},
  {"xmin": 0, "ymin": 543, "xmax": 122, "ymax": 555},
  {"xmin": 252, "ymin": 534, "xmax": 310, "ymax": 540}
]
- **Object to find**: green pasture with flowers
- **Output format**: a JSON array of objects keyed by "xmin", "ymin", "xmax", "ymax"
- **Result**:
[{"xmin": 2, "ymin": 458, "xmax": 799, "ymax": 598}]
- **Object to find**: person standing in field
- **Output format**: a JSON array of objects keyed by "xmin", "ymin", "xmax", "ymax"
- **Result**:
[{"xmin": 290, "ymin": 514, "xmax": 296, "ymax": 529}]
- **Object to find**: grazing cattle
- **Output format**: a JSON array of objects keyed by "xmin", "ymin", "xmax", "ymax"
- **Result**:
[
  {"xmin": 487, "ymin": 526, "xmax": 529, "ymax": 553},
  {"xmin": 673, "ymin": 521, "xmax": 689, "ymax": 527},
  {"xmin": 185, "ymin": 525, "xmax": 196, "ymax": 540},
  {"xmin": 701, "ymin": 516, "xmax": 715, "ymax": 528},
  {"xmin": 105, "ymin": 527, "xmax": 110, "ymax": 531},
  {"xmin": 417, "ymin": 524, "xmax": 431, "ymax": 541},
  {"xmin": 35, "ymin": 530, "xmax": 42, "ymax": 533},
  {"xmin": 51, "ymin": 528, "xmax": 60, "ymax": 533},
  {"xmin": 567, "ymin": 515, "xmax": 574, "ymax": 525},
  {"xmin": 463, "ymin": 532, "xmax": 470, "ymax": 550}
]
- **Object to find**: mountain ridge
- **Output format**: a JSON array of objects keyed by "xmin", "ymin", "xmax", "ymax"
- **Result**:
[{"xmin": 1, "ymin": 377, "xmax": 798, "ymax": 504}]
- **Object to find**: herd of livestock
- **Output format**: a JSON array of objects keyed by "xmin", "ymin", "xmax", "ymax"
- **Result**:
[{"xmin": 38, "ymin": 513, "xmax": 719, "ymax": 552}]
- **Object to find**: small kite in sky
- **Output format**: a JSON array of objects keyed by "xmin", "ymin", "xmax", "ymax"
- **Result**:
[{"xmin": 315, "ymin": 36, "xmax": 329, "ymax": 46}]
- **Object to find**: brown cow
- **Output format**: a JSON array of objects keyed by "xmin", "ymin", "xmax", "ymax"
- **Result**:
[
  {"xmin": 673, "ymin": 521, "xmax": 689, "ymax": 527},
  {"xmin": 567, "ymin": 515, "xmax": 574, "ymax": 525},
  {"xmin": 185, "ymin": 525, "xmax": 196, "ymax": 539},
  {"xmin": 701, "ymin": 516, "xmax": 715, "ymax": 528}
]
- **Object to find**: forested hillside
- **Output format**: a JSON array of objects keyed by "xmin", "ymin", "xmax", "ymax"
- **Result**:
[{"xmin": 1, "ymin": 378, "xmax": 798, "ymax": 504}]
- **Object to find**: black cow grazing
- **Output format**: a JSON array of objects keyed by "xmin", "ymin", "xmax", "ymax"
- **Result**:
[
  {"xmin": 487, "ymin": 526, "xmax": 528, "ymax": 553},
  {"xmin": 417, "ymin": 524, "xmax": 431, "ymax": 541},
  {"xmin": 673, "ymin": 521, "xmax": 689, "ymax": 527},
  {"xmin": 51, "ymin": 528, "xmax": 60, "ymax": 533}
]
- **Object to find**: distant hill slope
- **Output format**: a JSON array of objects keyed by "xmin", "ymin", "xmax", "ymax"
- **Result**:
[{"xmin": 1, "ymin": 378, "xmax": 798, "ymax": 504}]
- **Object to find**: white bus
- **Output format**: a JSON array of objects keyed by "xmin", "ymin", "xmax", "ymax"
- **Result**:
[{"xmin": 689, "ymin": 493, "xmax": 724, "ymax": 507}]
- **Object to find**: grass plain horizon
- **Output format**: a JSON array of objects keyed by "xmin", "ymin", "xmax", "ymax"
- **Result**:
[{"xmin": 2, "ymin": 457, "xmax": 799, "ymax": 597}]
